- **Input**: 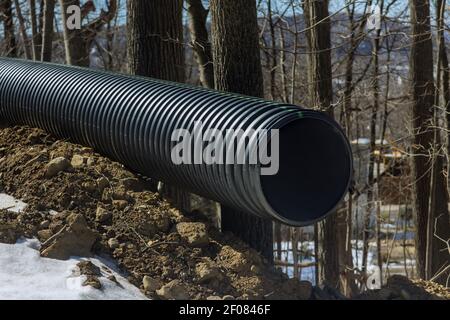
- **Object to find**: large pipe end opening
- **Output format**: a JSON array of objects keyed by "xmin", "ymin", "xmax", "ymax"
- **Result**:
[{"xmin": 260, "ymin": 115, "xmax": 352, "ymax": 226}]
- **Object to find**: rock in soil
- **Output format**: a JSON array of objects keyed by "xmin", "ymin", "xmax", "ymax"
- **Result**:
[
  {"xmin": 95, "ymin": 207, "xmax": 112, "ymax": 223},
  {"xmin": 0, "ymin": 222, "xmax": 19, "ymax": 244},
  {"xmin": 143, "ymin": 275, "xmax": 162, "ymax": 292},
  {"xmin": 37, "ymin": 229, "xmax": 53, "ymax": 242},
  {"xmin": 45, "ymin": 157, "xmax": 71, "ymax": 178},
  {"xmin": 40, "ymin": 213, "xmax": 98, "ymax": 260},
  {"xmin": 107, "ymin": 238, "xmax": 120, "ymax": 250},
  {"xmin": 156, "ymin": 280, "xmax": 189, "ymax": 300},
  {"xmin": 195, "ymin": 258, "xmax": 223, "ymax": 283},
  {"xmin": 71, "ymin": 155, "xmax": 86, "ymax": 168},
  {"xmin": 76, "ymin": 261, "xmax": 102, "ymax": 290},
  {"xmin": 175, "ymin": 222, "xmax": 209, "ymax": 247}
]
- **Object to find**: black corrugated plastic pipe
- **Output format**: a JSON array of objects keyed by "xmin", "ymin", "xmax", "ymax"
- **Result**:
[{"xmin": 0, "ymin": 58, "xmax": 352, "ymax": 226}]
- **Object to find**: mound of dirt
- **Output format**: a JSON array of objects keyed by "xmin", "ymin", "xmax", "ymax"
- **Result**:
[
  {"xmin": 0, "ymin": 125, "xmax": 313, "ymax": 300},
  {"xmin": 355, "ymin": 275, "xmax": 450, "ymax": 300}
]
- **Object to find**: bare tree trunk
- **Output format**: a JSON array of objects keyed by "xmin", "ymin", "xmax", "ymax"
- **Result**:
[
  {"xmin": 210, "ymin": 0, "xmax": 264, "ymax": 97},
  {"xmin": 28, "ymin": 0, "xmax": 42, "ymax": 60},
  {"xmin": 340, "ymin": 2, "xmax": 364, "ymax": 296},
  {"xmin": 267, "ymin": 0, "xmax": 278, "ymax": 100},
  {"xmin": 274, "ymin": 222, "xmax": 282, "ymax": 260},
  {"xmin": 13, "ymin": 0, "xmax": 32, "ymax": 59},
  {"xmin": 186, "ymin": 0, "xmax": 214, "ymax": 89},
  {"xmin": 210, "ymin": 0, "xmax": 273, "ymax": 262},
  {"xmin": 409, "ymin": 0, "xmax": 440, "ymax": 280},
  {"xmin": 432, "ymin": 0, "xmax": 450, "ymax": 284},
  {"xmin": 373, "ymin": 5, "xmax": 383, "ymax": 285},
  {"xmin": 1, "ymin": 0, "xmax": 16, "ymax": 57},
  {"xmin": 279, "ymin": 24, "xmax": 288, "ymax": 103},
  {"xmin": 290, "ymin": 3, "xmax": 299, "ymax": 104},
  {"xmin": 363, "ymin": 2, "xmax": 383, "ymax": 280},
  {"xmin": 303, "ymin": 0, "xmax": 340, "ymax": 289},
  {"xmin": 292, "ymin": 228, "xmax": 299, "ymax": 279},
  {"xmin": 103, "ymin": 0, "xmax": 121, "ymax": 70},
  {"xmin": 127, "ymin": 0, "xmax": 189, "ymax": 212},
  {"xmin": 127, "ymin": 0, "xmax": 185, "ymax": 81},
  {"xmin": 41, "ymin": 0, "xmax": 55, "ymax": 61}
]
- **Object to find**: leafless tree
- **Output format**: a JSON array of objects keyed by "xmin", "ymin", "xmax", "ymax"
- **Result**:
[
  {"xmin": 186, "ymin": 0, "xmax": 214, "ymax": 89},
  {"xmin": 210, "ymin": 0, "xmax": 273, "ymax": 261},
  {"xmin": 41, "ymin": 0, "xmax": 55, "ymax": 61},
  {"xmin": 1, "ymin": 0, "xmax": 17, "ymax": 57}
]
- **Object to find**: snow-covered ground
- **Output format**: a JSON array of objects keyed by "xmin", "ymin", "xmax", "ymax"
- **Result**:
[
  {"xmin": 0, "ymin": 238, "xmax": 148, "ymax": 300},
  {"xmin": 0, "ymin": 193, "xmax": 147, "ymax": 300},
  {"xmin": 0, "ymin": 193, "xmax": 27, "ymax": 213}
]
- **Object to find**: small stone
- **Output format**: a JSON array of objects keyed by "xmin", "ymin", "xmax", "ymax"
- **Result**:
[
  {"xmin": 112, "ymin": 200, "xmax": 128, "ymax": 210},
  {"xmin": 112, "ymin": 190, "xmax": 128, "ymax": 201},
  {"xmin": 45, "ymin": 157, "xmax": 71, "ymax": 178},
  {"xmin": 107, "ymin": 275, "xmax": 118, "ymax": 284},
  {"xmin": 86, "ymin": 157, "xmax": 95, "ymax": 166},
  {"xmin": 49, "ymin": 220, "xmax": 64, "ymax": 234},
  {"xmin": 95, "ymin": 207, "xmax": 112, "ymax": 223},
  {"xmin": 108, "ymin": 238, "xmax": 119, "ymax": 250},
  {"xmin": 156, "ymin": 280, "xmax": 189, "ymax": 300},
  {"xmin": 39, "ymin": 220, "xmax": 50, "ymax": 230},
  {"xmin": 0, "ymin": 223, "xmax": 19, "ymax": 244},
  {"xmin": 40, "ymin": 213, "xmax": 98, "ymax": 260},
  {"xmin": 250, "ymin": 264, "xmax": 262, "ymax": 274},
  {"xmin": 206, "ymin": 296, "xmax": 222, "ymax": 300},
  {"xmin": 195, "ymin": 259, "xmax": 223, "ymax": 283},
  {"xmin": 121, "ymin": 177, "xmax": 143, "ymax": 192},
  {"xmin": 83, "ymin": 276, "xmax": 102, "ymax": 289},
  {"xmin": 223, "ymin": 295, "xmax": 235, "ymax": 300},
  {"xmin": 52, "ymin": 211, "xmax": 69, "ymax": 221},
  {"xmin": 176, "ymin": 222, "xmax": 209, "ymax": 247},
  {"xmin": 82, "ymin": 181, "xmax": 97, "ymax": 193},
  {"xmin": 77, "ymin": 260, "xmax": 101, "ymax": 276},
  {"xmin": 80, "ymin": 147, "xmax": 93, "ymax": 153},
  {"xmin": 218, "ymin": 246, "xmax": 251, "ymax": 273},
  {"xmin": 76, "ymin": 261, "xmax": 103, "ymax": 289},
  {"xmin": 71, "ymin": 155, "xmax": 86, "ymax": 168},
  {"xmin": 37, "ymin": 229, "xmax": 53, "ymax": 242},
  {"xmin": 97, "ymin": 177, "xmax": 109, "ymax": 193},
  {"xmin": 143, "ymin": 276, "xmax": 162, "ymax": 292},
  {"xmin": 26, "ymin": 132, "xmax": 42, "ymax": 144},
  {"xmin": 155, "ymin": 216, "xmax": 171, "ymax": 233},
  {"xmin": 139, "ymin": 222, "xmax": 156, "ymax": 237}
]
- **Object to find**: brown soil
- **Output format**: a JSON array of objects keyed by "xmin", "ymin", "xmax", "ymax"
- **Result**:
[{"xmin": 0, "ymin": 125, "xmax": 312, "ymax": 300}]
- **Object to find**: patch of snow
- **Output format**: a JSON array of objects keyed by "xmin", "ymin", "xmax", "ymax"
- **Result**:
[
  {"xmin": 0, "ymin": 238, "xmax": 148, "ymax": 300},
  {"xmin": 351, "ymin": 138, "xmax": 370, "ymax": 145},
  {"xmin": 0, "ymin": 193, "xmax": 27, "ymax": 213}
]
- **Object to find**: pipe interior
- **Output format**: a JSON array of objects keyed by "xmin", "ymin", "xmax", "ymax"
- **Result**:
[{"xmin": 260, "ymin": 117, "xmax": 352, "ymax": 224}]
